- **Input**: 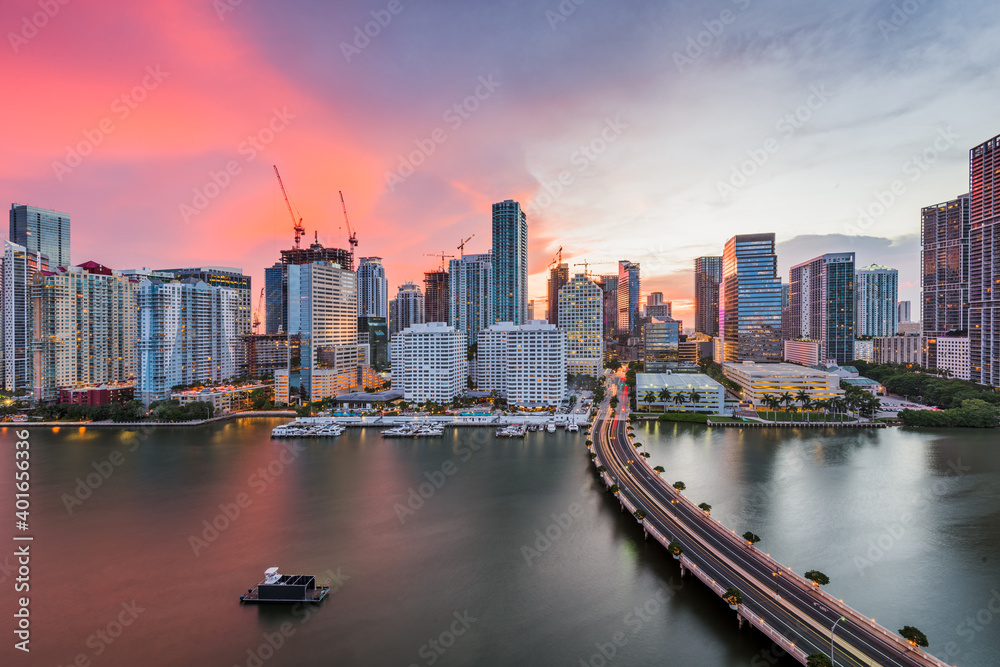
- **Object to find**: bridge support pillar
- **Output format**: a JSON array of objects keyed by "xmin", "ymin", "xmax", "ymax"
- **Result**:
[{"xmin": 737, "ymin": 613, "xmax": 743, "ymax": 630}]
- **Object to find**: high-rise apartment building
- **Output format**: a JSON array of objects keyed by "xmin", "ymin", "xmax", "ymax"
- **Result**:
[
  {"xmin": 921, "ymin": 194, "xmax": 970, "ymax": 361},
  {"xmin": 389, "ymin": 282, "xmax": 425, "ymax": 336},
  {"xmin": 788, "ymin": 253, "xmax": 856, "ymax": 364},
  {"xmin": 856, "ymin": 264, "xmax": 898, "ymax": 338},
  {"xmin": 970, "ymin": 134, "xmax": 1000, "ymax": 386},
  {"xmin": 449, "ymin": 253, "xmax": 492, "ymax": 345},
  {"xmin": 32, "ymin": 262, "xmax": 138, "ymax": 402},
  {"xmin": 558, "ymin": 274, "xmax": 604, "ymax": 377},
  {"xmin": 898, "ymin": 301, "xmax": 912, "ymax": 323},
  {"xmin": 357, "ymin": 316, "xmax": 389, "ymax": 371},
  {"xmin": 161, "ymin": 266, "xmax": 252, "ymax": 337},
  {"xmin": 600, "ymin": 274, "xmax": 619, "ymax": 337},
  {"xmin": 357, "ymin": 257, "xmax": 388, "ymax": 318},
  {"xmin": 617, "ymin": 260, "xmax": 641, "ymax": 334},
  {"xmin": 720, "ymin": 234, "xmax": 782, "ymax": 362},
  {"xmin": 547, "ymin": 263, "xmax": 569, "ymax": 325},
  {"xmin": 645, "ymin": 292, "xmax": 672, "ymax": 321},
  {"xmin": 138, "ymin": 278, "xmax": 238, "ymax": 404},
  {"xmin": 10, "ymin": 204, "xmax": 70, "ymax": 268},
  {"xmin": 491, "ymin": 200, "xmax": 528, "ymax": 324},
  {"xmin": 423, "ymin": 270, "xmax": 450, "ymax": 323},
  {"xmin": 478, "ymin": 321, "xmax": 566, "ymax": 407},
  {"xmin": 391, "ymin": 322, "xmax": 467, "ymax": 403},
  {"xmin": 265, "ymin": 240, "xmax": 354, "ymax": 336},
  {"xmin": 694, "ymin": 256, "xmax": 722, "ymax": 336},
  {"xmin": 3, "ymin": 241, "xmax": 48, "ymax": 391}
]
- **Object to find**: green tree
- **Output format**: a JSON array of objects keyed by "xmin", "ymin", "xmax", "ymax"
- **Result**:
[
  {"xmin": 653, "ymin": 465, "xmax": 665, "ymax": 473},
  {"xmin": 723, "ymin": 587, "xmax": 742, "ymax": 606},
  {"xmin": 673, "ymin": 481, "xmax": 685, "ymax": 491},
  {"xmin": 634, "ymin": 509, "xmax": 646, "ymax": 521},
  {"xmin": 742, "ymin": 531, "xmax": 761, "ymax": 545},
  {"xmin": 698, "ymin": 502, "xmax": 711, "ymax": 513},
  {"xmin": 667, "ymin": 541, "xmax": 683, "ymax": 557},
  {"xmin": 898, "ymin": 626, "xmax": 929, "ymax": 648},
  {"xmin": 644, "ymin": 392, "xmax": 656, "ymax": 410},
  {"xmin": 806, "ymin": 654, "xmax": 832, "ymax": 667},
  {"xmin": 804, "ymin": 570, "xmax": 830, "ymax": 586},
  {"xmin": 609, "ymin": 396, "xmax": 619, "ymax": 409}
]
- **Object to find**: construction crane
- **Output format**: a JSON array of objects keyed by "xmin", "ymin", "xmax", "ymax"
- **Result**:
[
  {"xmin": 548, "ymin": 246, "xmax": 563, "ymax": 270},
  {"xmin": 252, "ymin": 287, "xmax": 265, "ymax": 334},
  {"xmin": 573, "ymin": 260, "xmax": 616, "ymax": 276},
  {"xmin": 338, "ymin": 191, "xmax": 359, "ymax": 260},
  {"xmin": 457, "ymin": 234, "xmax": 476, "ymax": 258},
  {"xmin": 273, "ymin": 165, "xmax": 305, "ymax": 249},
  {"xmin": 423, "ymin": 252, "xmax": 455, "ymax": 272}
]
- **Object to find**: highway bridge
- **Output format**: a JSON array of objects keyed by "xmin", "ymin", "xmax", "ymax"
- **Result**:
[{"xmin": 590, "ymin": 376, "xmax": 953, "ymax": 667}]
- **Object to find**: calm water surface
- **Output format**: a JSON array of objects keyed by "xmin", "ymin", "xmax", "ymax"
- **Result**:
[{"xmin": 2, "ymin": 420, "xmax": 997, "ymax": 666}]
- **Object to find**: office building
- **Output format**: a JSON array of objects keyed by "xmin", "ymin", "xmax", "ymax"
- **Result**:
[
  {"xmin": 694, "ymin": 256, "xmax": 722, "ymax": 336},
  {"xmin": 357, "ymin": 257, "xmax": 388, "ymax": 319},
  {"xmin": 873, "ymin": 335, "xmax": 924, "ymax": 365},
  {"xmin": 423, "ymin": 270, "xmax": 450, "ymax": 323},
  {"xmin": 780, "ymin": 282, "xmax": 792, "ymax": 341},
  {"xmin": 527, "ymin": 300, "xmax": 535, "ymax": 321},
  {"xmin": 558, "ymin": 274, "xmax": 604, "ymax": 377},
  {"xmin": 547, "ymin": 263, "xmax": 570, "ymax": 325},
  {"xmin": 492, "ymin": 200, "xmax": 528, "ymax": 324},
  {"xmin": 242, "ymin": 333, "xmax": 291, "ymax": 377},
  {"xmin": 642, "ymin": 320, "xmax": 680, "ymax": 373},
  {"xmin": 788, "ymin": 253, "xmax": 856, "ymax": 364},
  {"xmin": 646, "ymin": 292, "xmax": 673, "ymax": 321},
  {"xmin": 617, "ymin": 261, "xmax": 641, "ymax": 334},
  {"xmin": 264, "ymin": 263, "xmax": 284, "ymax": 334},
  {"xmin": 31, "ymin": 262, "xmax": 138, "ymax": 402},
  {"xmin": 969, "ymin": 135, "xmax": 1000, "ymax": 386},
  {"xmin": 635, "ymin": 373, "xmax": 725, "ymax": 415},
  {"xmin": 266, "ymin": 240, "xmax": 354, "ymax": 336},
  {"xmin": 138, "ymin": 278, "xmax": 238, "ymax": 404},
  {"xmin": 930, "ymin": 335, "xmax": 971, "ymax": 380},
  {"xmin": 679, "ymin": 333, "xmax": 713, "ymax": 364},
  {"xmin": 898, "ymin": 301, "xmax": 912, "ymax": 324},
  {"xmin": 358, "ymin": 316, "xmax": 389, "ymax": 371},
  {"xmin": 10, "ymin": 204, "xmax": 70, "ymax": 268},
  {"xmin": 921, "ymin": 194, "xmax": 970, "ymax": 340},
  {"xmin": 478, "ymin": 321, "xmax": 566, "ymax": 407},
  {"xmin": 722, "ymin": 361, "xmax": 844, "ymax": 408},
  {"xmin": 389, "ymin": 282, "xmax": 425, "ymax": 336},
  {"xmin": 449, "ymin": 253, "xmax": 492, "ymax": 345},
  {"xmin": 391, "ymin": 322, "xmax": 467, "ymax": 403},
  {"xmin": 600, "ymin": 274, "xmax": 619, "ymax": 337},
  {"xmin": 783, "ymin": 340, "xmax": 822, "ymax": 367},
  {"xmin": 720, "ymin": 234, "xmax": 783, "ymax": 362},
  {"xmin": 856, "ymin": 264, "xmax": 898, "ymax": 338},
  {"xmin": 3, "ymin": 241, "xmax": 48, "ymax": 392}
]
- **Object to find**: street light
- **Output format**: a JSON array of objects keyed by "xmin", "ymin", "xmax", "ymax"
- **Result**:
[{"xmin": 831, "ymin": 616, "xmax": 846, "ymax": 666}]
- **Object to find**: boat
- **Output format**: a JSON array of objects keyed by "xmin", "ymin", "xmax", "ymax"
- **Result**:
[
  {"xmin": 381, "ymin": 426, "xmax": 415, "ymax": 437},
  {"xmin": 546, "ymin": 423, "xmax": 556, "ymax": 433},
  {"xmin": 566, "ymin": 423, "xmax": 579, "ymax": 432},
  {"xmin": 240, "ymin": 567, "xmax": 330, "ymax": 605}
]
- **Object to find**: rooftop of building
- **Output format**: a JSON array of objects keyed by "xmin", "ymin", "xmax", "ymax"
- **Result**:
[
  {"xmin": 172, "ymin": 383, "xmax": 269, "ymax": 396},
  {"xmin": 333, "ymin": 389, "xmax": 405, "ymax": 403},
  {"xmin": 636, "ymin": 373, "xmax": 724, "ymax": 391},
  {"xmin": 841, "ymin": 377, "xmax": 883, "ymax": 387},
  {"xmin": 485, "ymin": 320, "xmax": 559, "ymax": 332},
  {"xmin": 723, "ymin": 362, "xmax": 838, "ymax": 378}
]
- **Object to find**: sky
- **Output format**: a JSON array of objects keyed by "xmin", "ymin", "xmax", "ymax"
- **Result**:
[{"xmin": 3, "ymin": 0, "xmax": 1000, "ymax": 328}]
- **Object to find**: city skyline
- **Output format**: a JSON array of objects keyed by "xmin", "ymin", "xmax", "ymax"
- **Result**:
[{"xmin": 5, "ymin": 1, "xmax": 1000, "ymax": 327}]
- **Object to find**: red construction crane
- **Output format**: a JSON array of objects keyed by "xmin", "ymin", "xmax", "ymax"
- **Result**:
[
  {"xmin": 424, "ymin": 252, "xmax": 455, "ymax": 272},
  {"xmin": 252, "ymin": 287, "xmax": 265, "ymax": 334},
  {"xmin": 273, "ymin": 165, "xmax": 305, "ymax": 249},
  {"xmin": 338, "ymin": 191, "xmax": 359, "ymax": 253},
  {"xmin": 548, "ymin": 245, "xmax": 563, "ymax": 270},
  {"xmin": 457, "ymin": 234, "xmax": 475, "ymax": 258}
]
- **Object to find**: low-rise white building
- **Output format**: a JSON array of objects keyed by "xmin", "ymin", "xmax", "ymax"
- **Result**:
[
  {"xmin": 933, "ymin": 336, "xmax": 970, "ymax": 380},
  {"xmin": 635, "ymin": 373, "xmax": 725, "ymax": 415},
  {"xmin": 479, "ymin": 321, "xmax": 566, "ymax": 408},
  {"xmin": 783, "ymin": 340, "xmax": 821, "ymax": 367},
  {"xmin": 390, "ymin": 322, "xmax": 467, "ymax": 403},
  {"xmin": 874, "ymin": 335, "xmax": 924, "ymax": 365},
  {"xmin": 722, "ymin": 361, "xmax": 844, "ymax": 408},
  {"xmin": 853, "ymin": 339, "xmax": 875, "ymax": 363},
  {"xmin": 172, "ymin": 383, "xmax": 269, "ymax": 413}
]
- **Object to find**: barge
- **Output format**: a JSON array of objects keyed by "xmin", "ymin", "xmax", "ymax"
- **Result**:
[{"xmin": 240, "ymin": 567, "xmax": 331, "ymax": 604}]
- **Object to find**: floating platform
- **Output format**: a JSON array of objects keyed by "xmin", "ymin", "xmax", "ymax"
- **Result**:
[{"xmin": 240, "ymin": 568, "xmax": 331, "ymax": 604}]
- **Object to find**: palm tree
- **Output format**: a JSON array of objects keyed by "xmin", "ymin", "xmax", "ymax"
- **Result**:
[
  {"xmin": 689, "ymin": 390, "xmax": 702, "ymax": 407},
  {"xmin": 762, "ymin": 395, "xmax": 780, "ymax": 421},
  {"xmin": 800, "ymin": 397, "xmax": 814, "ymax": 423},
  {"xmin": 796, "ymin": 390, "xmax": 811, "ymax": 422},
  {"xmin": 673, "ymin": 392, "xmax": 687, "ymax": 411},
  {"xmin": 644, "ymin": 392, "xmax": 656, "ymax": 410},
  {"xmin": 658, "ymin": 388, "xmax": 671, "ymax": 406},
  {"xmin": 780, "ymin": 391, "xmax": 795, "ymax": 420}
]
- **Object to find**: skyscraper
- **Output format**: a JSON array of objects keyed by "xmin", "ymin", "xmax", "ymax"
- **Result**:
[
  {"xmin": 423, "ymin": 270, "xmax": 450, "ymax": 323},
  {"xmin": 921, "ymin": 194, "xmax": 970, "ymax": 342},
  {"xmin": 558, "ymin": 273, "xmax": 604, "ymax": 377},
  {"xmin": 491, "ymin": 200, "xmax": 528, "ymax": 324},
  {"xmin": 357, "ymin": 257, "xmax": 388, "ymax": 318},
  {"xmin": 265, "ymin": 239, "xmax": 355, "ymax": 336},
  {"xmin": 617, "ymin": 260, "xmax": 641, "ymax": 334},
  {"xmin": 160, "ymin": 266, "xmax": 252, "ymax": 337},
  {"xmin": 970, "ymin": 133, "xmax": 1000, "ymax": 386},
  {"xmin": 600, "ymin": 274, "xmax": 618, "ymax": 337},
  {"xmin": 10, "ymin": 204, "xmax": 70, "ymax": 268},
  {"xmin": 137, "ymin": 278, "xmax": 238, "ymax": 404},
  {"xmin": 642, "ymin": 319, "xmax": 680, "ymax": 373},
  {"xmin": 855, "ymin": 264, "xmax": 898, "ymax": 338},
  {"xmin": 547, "ymin": 263, "xmax": 569, "ymax": 325},
  {"xmin": 449, "ymin": 253, "xmax": 492, "ymax": 345},
  {"xmin": 478, "ymin": 321, "xmax": 566, "ymax": 407},
  {"xmin": 694, "ymin": 256, "xmax": 723, "ymax": 336},
  {"xmin": 898, "ymin": 301, "xmax": 912, "ymax": 323},
  {"xmin": 3, "ymin": 241, "xmax": 48, "ymax": 391},
  {"xmin": 389, "ymin": 282, "xmax": 424, "ymax": 336},
  {"xmin": 788, "ymin": 253, "xmax": 856, "ymax": 364},
  {"xmin": 391, "ymin": 322, "xmax": 467, "ymax": 403},
  {"xmin": 32, "ymin": 262, "xmax": 138, "ymax": 402},
  {"xmin": 645, "ymin": 292, "xmax": 672, "ymax": 321},
  {"xmin": 720, "ymin": 234, "xmax": 782, "ymax": 362},
  {"xmin": 264, "ymin": 263, "xmax": 284, "ymax": 334}
]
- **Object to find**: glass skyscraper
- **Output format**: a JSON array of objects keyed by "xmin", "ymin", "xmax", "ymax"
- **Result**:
[
  {"xmin": 491, "ymin": 200, "xmax": 527, "ymax": 324},
  {"xmin": 970, "ymin": 133, "xmax": 1000, "ymax": 387},
  {"xmin": 357, "ymin": 257, "xmax": 388, "ymax": 319},
  {"xmin": 265, "ymin": 263, "xmax": 284, "ymax": 334},
  {"xmin": 788, "ymin": 253, "xmax": 855, "ymax": 365},
  {"xmin": 694, "ymin": 256, "xmax": 722, "ymax": 336},
  {"xmin": 642, "ymin": 319, "xmax": 680, "ymax": 373},
  {"xmin": 9, "ymin": 204, "xmax": 70, "ymax": 268},
  {"xmin": 720, "ymin": 233, "xmax": 782, "ymax": 362},
  {"xmin": 855, "ymin": 265, "xmax": 898, "ymax": 337},
  {"xmin": 617, "ymin": 260, "xmax": 641, "ymax": 334},
  {"xmin": 449, "ymin": 253, "xmax": 492, "ymax": 345}
]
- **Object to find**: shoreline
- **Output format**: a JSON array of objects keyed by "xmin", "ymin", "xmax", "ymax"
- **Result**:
[{"xmin": 9, "ymin": 410, "xmax": 297, "ymax": 428}]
